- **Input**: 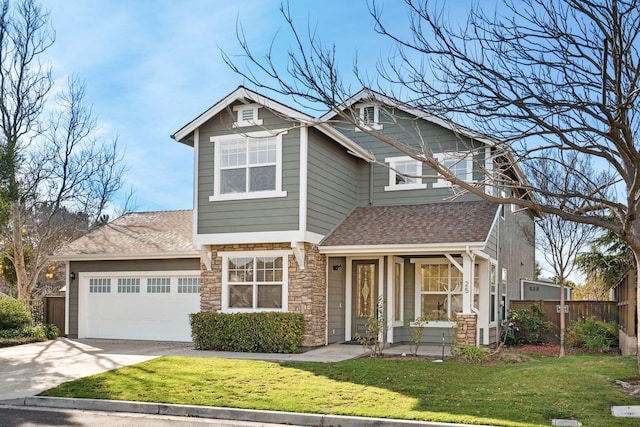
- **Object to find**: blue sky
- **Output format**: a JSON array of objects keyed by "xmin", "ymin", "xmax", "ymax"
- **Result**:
[{"xmin": 43, "ymin": 0, "xmax": 476, "ymax": 213}]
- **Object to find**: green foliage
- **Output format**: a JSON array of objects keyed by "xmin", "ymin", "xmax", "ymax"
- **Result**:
[
  {"xmin": 0, "ymin": 336, "xmax": 46, "ymax": 348},
  {"xmin": 406, "ymin": 314, "xmax": 433, "ymax": 356},
  {"xmin": 353, "ymin": 296, "xmax": 386, "ymax": 357},
  {"xmin": 189, "ymin": 311, "xmax": 305, "ymax": 353},
  {"xmin": 42, "ymin": 323, "xmax": 59, "ymax": 340},
  {"xmin": 502, "ymin": 304, "xmax": 552, "ymax": 345},
  {"xmin": 0, "ymin": 296, "xmax": 33, "ymax": 329},
  {"xmin": 566, "ymin": 317, "xmax": 618, "ymax": 352},
  {"xmin": 452, "ymin": 345, "xmax": 489, "ymax": 363}
]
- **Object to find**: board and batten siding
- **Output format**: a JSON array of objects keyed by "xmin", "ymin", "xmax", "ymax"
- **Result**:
[
  {"xmin": 196, "ymin": 104, "xmax": 300, "ymax": 234},
  {"xmin": 67, "ymin": 258, "xmax": 201, "ymax": 338},
  {"xmin": 306, "ymin": 128, "xmax": 361, "ymax": 235}
]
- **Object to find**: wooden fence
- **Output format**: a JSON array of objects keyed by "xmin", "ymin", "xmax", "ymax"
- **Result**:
[{"xmin": 509, "ymin": 300, "xmax": 619, "ymax": 338}]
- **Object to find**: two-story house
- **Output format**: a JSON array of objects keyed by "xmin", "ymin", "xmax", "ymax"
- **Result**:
[{"xmin": 55, "ymin": 86, "xmax": 535, "ymax": 348}]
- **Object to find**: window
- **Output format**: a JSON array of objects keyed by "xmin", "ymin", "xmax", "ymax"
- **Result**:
[
  {"xmin": 222, "ymin": 251, "xmax": 289, "ymax": 311},
  {"xmin": 384, "ymin": 156, "xmax": 427, "ymax": 191},
  {"xmin": 89, "ymin": 278, "xmax": 111, "ymax": 293},
  {"xmin": 355, "ymin": 103, "xmax": 383, "ymax": 131},
  {"xmin": 393, "ymin": 258, "xmax": 404, "ymax": 323},
  {"xmin": 433, "ymin": 152, "xmax": 474, "ymax": 187},
  {"xmin": 414, "ymin": 260, "xmax": 462, "ymax": 321},
  {"xmin": 210, "ymin": 130, "xmax": 287, "ymax": 201},
  {"xmin": 118, "ymin": 278, "xmax": 140, "ymax": 293},
  {"xmin": 490, "ymin": 264, "xmax": 497, "ymax": 323},
  {"xmin": 178, "ymin": 277, "xmax": 200, "ymax": 294},
  {"xmin": 233, "ymin": 104, "xmax": 263, "ymax": 127},
  {"xmin": 147, "ymin": 277, "xmax": 170, "ymax": 293}
]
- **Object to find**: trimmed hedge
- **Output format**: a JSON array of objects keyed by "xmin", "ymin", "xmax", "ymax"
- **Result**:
[
  {"xmin": 0, "ymin": 297, "xmax": 33, "ymax": 330},
  {"xmin": 190, "ymin": 312, "xmax": 305, "ymax": 353}
]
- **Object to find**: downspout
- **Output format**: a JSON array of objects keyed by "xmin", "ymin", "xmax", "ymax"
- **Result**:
[{"xmin": 466, "ymin": 246, "xmax": 480, "ymax": 346}]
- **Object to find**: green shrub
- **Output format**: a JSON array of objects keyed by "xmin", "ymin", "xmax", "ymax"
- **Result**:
[
  {"xmin": 452, "ymin": 345, "xmax": 489, "ymax": 363},
  {"xmin": 501, "ymin": 304, "xmax": 552, "ymax": 345},
  {"xmin": 566, "ymin": 317, "xmax": 618, "ymax": 352},
  {"xmin": 0, "ymin": 337, "xmax": 46, "ymax": 348},
  {"xmin": 0, "ymin": 297, "xmax": 33, "ymax": 330},
  {"xmin": 42, "ymin": 323, "xmax": 59, "ymax": 340},
  {"xmin": 190, "ymin": 312, "xmax": 305, "ymax": 353}
]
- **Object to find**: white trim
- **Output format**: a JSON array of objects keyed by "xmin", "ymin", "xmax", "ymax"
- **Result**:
[
  {"xmin": 433, "ymin": 151, "xmax": 475, "ymax": 188},
  {"xmin": 210, "ymin": 129, "xmax": 288, "ymax": 201},
  {"xmin": 411, "ymin": 257, "xmax": 464, "ymax": 321},
  {"xmin": 50, "ymin": 251, "xmax": 200, "ymax": 262},
  {"xmin": 299, "ymin": 126, "xmax": 308, "ymax": 233},
  {"xmin": 389, "ymin": 256, "xmax": 405, "ymax": 333},
  {"xmin": 193, "ymin": 128, "xmax": 200, "ymax": 245},
  {"xmin": 384, "ymin": 156, "xmax": 427, "ymax": 192},
  {"xmin": 232, "ymin": 103, "xmax": 263, "ymax": 127},
  {"xmin": 64, "ymin": 261, "xmax": 70, "ymax": 336},
  {"xmin": 195, "ymin": 230, "xmax": 324, "ymax": 246},
  {"xmin": 319, "ymin": 242, "xmax": 486, "ymax": 255},
  {"xmin": 355, "ymin": 103, "xmax": 383, "ymax": 131},
  {"xmin": 219, "ymin": 250, "xmax": 290, "ymax": 313}
]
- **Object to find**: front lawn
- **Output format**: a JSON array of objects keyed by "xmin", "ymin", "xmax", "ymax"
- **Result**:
[{"xmin": 41, "ymin": 352, "xmax": 640, "ymax": 427}]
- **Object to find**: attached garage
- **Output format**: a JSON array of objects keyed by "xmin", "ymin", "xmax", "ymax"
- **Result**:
[
  {"xmin": 52, "ymin": 210, "xmax": 202, "ymax": 342},
  {"xmin": 78, "ymin": 270, "xmax": 200, "ymax": 341}
]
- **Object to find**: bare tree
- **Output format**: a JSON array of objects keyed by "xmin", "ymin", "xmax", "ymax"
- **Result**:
[
  {"xmin": 0, "ymin": 0, "xmax": 126, "ymax": 300},
  {"xmin": 225, "ymin": 0, "xmax": 640, "ymax": 364},
  {"xmin": 529, "ymin": 153, "xmax": 597, "ymax": 356}
]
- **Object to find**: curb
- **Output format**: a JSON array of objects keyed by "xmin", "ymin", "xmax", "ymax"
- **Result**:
[{"xmin": 1, "ymin": 396, "xmax": 497, "ymax": 427}]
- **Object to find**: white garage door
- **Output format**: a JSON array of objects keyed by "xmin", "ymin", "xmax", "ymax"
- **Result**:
[{"xmin": 78, "ymin": 271, "xmax": 201, "ymax": 342}]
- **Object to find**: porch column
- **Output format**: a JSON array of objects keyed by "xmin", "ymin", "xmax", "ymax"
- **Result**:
[{"xmin": 461, "ymin": 252, "xmax": 475, "ymax": 314}]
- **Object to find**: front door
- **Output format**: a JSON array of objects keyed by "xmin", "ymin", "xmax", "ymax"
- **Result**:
[{"xmin": 352, "ymin": 260, "xmax": 378, "ymax": 338}]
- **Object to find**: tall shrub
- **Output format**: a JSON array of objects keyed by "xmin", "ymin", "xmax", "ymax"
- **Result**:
[
  {"xmin": 0, "ymin": 297, "xmax": 33, "ymax": 330},
  {"xmin": 502, "ymin": 304, "xmax": 552, "ymax": 345}
]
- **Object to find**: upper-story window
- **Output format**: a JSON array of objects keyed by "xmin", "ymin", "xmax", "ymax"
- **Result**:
[
  {"xmin": 210, "ymin": 130, "xmax": 288, "ymax": 201},
  {"xmin": 433, "ymin": 151, "xmax": 474, "ymax": 187},
  {"xmin": 233, "ymin": 104, "xmax": 263, "ymax": 127},
  {"xmin": 355, "ymin": 103, "xmax": 383, "ymax": 131},
  {"xmin": 384, "ymin": 156, "xmax": 427, "ymax": 191}
]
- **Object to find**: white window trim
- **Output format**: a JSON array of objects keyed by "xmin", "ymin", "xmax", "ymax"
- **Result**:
[
  {"xmin": 411, "ymin": 258, "xmax": 463, "ymax": 322},
  {"xmin": 392, "ymin": 257, "xmax": 405, "ymax": 327},
  {"xmin": 232, "ymin": 103, "xmax": 263, "ymax": 127},
  {"xmin": 433, "ymin": 151, "xmax": 474, "ymax": 188},
  {"xmin": 210, "ymin": 130, "xmax": 288, "ymax": 202},
  {"xmin": 384, "ymin": 156, "xmax": 427, "ymax": 191},
  {"xmin": 355, "ymin": 103, "xmax": 383, "ymax": 131},
  {"xmin": 220, "ymin": 250, "xmax": 290, "ymax": 313}
]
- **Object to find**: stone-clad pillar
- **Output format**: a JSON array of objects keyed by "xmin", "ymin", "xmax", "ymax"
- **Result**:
[{"xmin": 455, "ymin": 313, "xmax": 477, "ymax": 347}]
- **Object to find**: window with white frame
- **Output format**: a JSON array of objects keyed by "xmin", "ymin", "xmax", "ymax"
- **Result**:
[
  {"xmin": 414, "ymin": 260, "xmax": 462, "ymax": 321},
  {"xmin": 147, "ymin": 277, "xmax": 170, "ymax": 293},
  {"xmin": 233, "ymin": 104, "xmax": 263, "ymax": 127},
  {"xmin": 178, "ymin": 277, "xmax": 200, "ymax": 294},
  {"xmin": 210, "ymin": 131, "xmax": 287, "ymax": 201},
  {"xmin": 384, "ymin": 156, "xmax": 427, "ymax": 191},
  {"xmin": 393, "ymin": 258, "xmax": 404, "ymax": 323},
  {"xmin": 89, "ymin": 278, "xmax": 111, "ymax": 293},
  {"xmin": 355, "ymin": 103, "xmax": 383, "ymax": 131},
  {"xmin": 222, "ymin": 252, "xmax": 288, "ymax": 311},
  {"xmin": 118, "ymin": 278, "xmax": 140, "ymax": 293},
  {"xmin": 490, "ymin": 264, "xmax": 497, "ymax": 323},
  {"xmin": 433, "ymin": 152, "xmax": 474, "ymax": 187}
]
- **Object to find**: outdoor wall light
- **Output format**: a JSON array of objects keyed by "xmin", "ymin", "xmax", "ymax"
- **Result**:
[
  {"xmin": 332, "ymin": 264, "xmax": 343, "ymax": 271},
  {"xmin": 69, "ymin": 272, "xmax": 76, "ymax": 280}
]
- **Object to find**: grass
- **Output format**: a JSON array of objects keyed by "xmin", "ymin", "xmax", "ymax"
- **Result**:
[{"xmin": 41, "ymin": 352, "xmax": 640, "ymax": 427}]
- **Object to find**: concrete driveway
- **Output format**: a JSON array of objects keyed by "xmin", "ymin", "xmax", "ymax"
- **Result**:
[
  {"xmin": 0, "ymin": 338, "xmax": 368, "ymax": 400},
  {"xmin": 0, "ymin": 338, "xmax": 194, "ymax": 400}
]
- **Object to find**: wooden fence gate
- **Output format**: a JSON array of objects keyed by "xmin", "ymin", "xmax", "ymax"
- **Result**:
[
  {"xmin": 44, "ymin": 296, "xmax": 65, "ymax": 336},
  {"xmin": 509, "ymin": 300, "xmax": 619, "ymax": 338}
]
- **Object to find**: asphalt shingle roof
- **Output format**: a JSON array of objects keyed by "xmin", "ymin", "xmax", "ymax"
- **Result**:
[
  {"xmin": 54, "ymin": 210, "xmax": 197, "ymax": 257},
  {"xmin": 320, "ymin": 201, "xmax": 498, "ymax": 247}
]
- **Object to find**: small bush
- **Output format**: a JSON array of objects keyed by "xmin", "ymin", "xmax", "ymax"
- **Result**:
[
  {"xmin": 502, "ymin": 304, "xmax": 552, "ymax": 345},
  {"xmin": 0, "ymin": 337, "xmax": 46, "ymax": 348},
  {"xmin": 0, "ymin": 324, "xmax": 57, "ymax": 341},
  {"xmin": 0, "ymin": 297, "xmax": 33, "ymax": 330},
  {"xmin": 190, "ymin": 311, "xmax": 305, "ymax": 353},
  {"xmin": 566, "ymin": 317, "xmax": 618, "ymax": 352},
  {"xmin": 42, "ymin": 324, "xmax": 59, "ymax": 340},
  {"xmin": 452, "ymin": 345, "xmax": 489, "ymax": 363}
]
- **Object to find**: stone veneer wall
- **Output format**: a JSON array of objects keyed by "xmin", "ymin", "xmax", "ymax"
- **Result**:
[
  {"xmin": 455, "ymin": 313, "xmax": 477, "ymax": 347},
  {"xmin": 200, "ymin": 242, "xmax": 327, "ymax": 347}
]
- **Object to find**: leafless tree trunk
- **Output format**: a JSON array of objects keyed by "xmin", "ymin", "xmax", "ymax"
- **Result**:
[
  {"xmin": 0, "ymin": 0, "xmax": 126, "ymax": 300},
  {"xmin": 224, "ymin": 0, "xmax": 640, "ymax": 368}
]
